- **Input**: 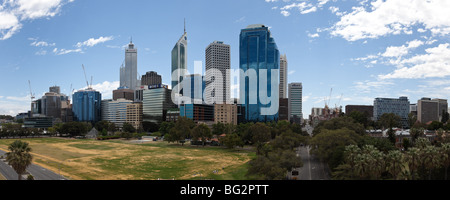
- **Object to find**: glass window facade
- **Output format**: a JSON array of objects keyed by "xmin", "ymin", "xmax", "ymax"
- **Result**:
[
  {"xmin": 239, "ymin": 25, "xmax": 280, "ymax": 122},
  {"xmin": 373, "ymin": 97, "xmax": 410, "ymax": 128},
  {"xmin": 142, "ymin": 87, "xmax": 177, "ymax": 124},
  {"xmin": 72, "ymin": 90, "xmax": 102, "ymax": 123}
]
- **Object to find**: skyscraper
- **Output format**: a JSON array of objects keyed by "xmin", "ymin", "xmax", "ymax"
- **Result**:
[
  {"xmin": 141, "ymin": 71, "xmax": 162, "ymax": 86},
  {"xmin": 288, "ymin": 83, "xmax": 303, "ymax": 124},
  {"xmin": 120, "ymin": 40, "xmax": 139, "ymax": 90},
  {"xmin": 205, "ymin": 41, "xmax": 231, "ymax": 104},
  {"xmin": 171, "ymin": 24, "xmax": 188, "ymax": 99},
  {"xmin": 279, "ymin": 54, "xmax": 287, "ymax": 99},
  {"xmin": 373, "ymin": 97, "xmax": 410, "ymax": 128},
  {"xmin": 239, "ymin": 24, "xmax": 280, "ymax": 122},
  {"xmin": 72, "ymin": 89, "xmax": 102, "ymax": 123}
]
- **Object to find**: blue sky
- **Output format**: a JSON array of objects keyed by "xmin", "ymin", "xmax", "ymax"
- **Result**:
[{"xmin": 1, "ymin": 0, "xmax": 450, "ymax": 117}]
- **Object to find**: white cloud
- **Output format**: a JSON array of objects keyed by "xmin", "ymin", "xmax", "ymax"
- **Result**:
[
  {"xmin": 330, "ymin": 0, "xmax": 450, "ymax": 41},
  {"xmin": 280, "ymin": 10, "xmax": 290, "ymax": 17},
  {"xmin": 76, "ymin": 36, "xmax": 114, "ymax": 48},
  {"xmin": 53, "ymin": 47, "xmax": 83, "ymax": 55},
  {"xmin": 381, "ymin": 40, "xmax": 424, "ymax": 58},
  {"xmin": 83, "ymin": 81, "xmax": 120, "ymax": 99},
  {"xmin": 308, "ymin": 33, "xmax": 320, "ymax": 38},
  {"xmin": 0, "ymin": 0, "xmax": 74, "ymax": 40},
  {"xmin": 379, "ymin": 43, "xmax": 450, "ymax": 79}
]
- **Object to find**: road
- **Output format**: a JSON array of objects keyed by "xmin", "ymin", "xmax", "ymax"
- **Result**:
[
  {"xmin": 290, "ymin": 125, "xmax": 330, "ymax": 180},
  {"xmin": 295, "ymin": 146, "xmax": 330, "ymax": 180},
  {"xmin": 0, "ymin": 150, "xmax": 67, "ymax": 180}
]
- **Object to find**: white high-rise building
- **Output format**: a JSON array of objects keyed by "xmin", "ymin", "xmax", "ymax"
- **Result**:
[
  {"xmin": 101, "ymin": 98, "xmax": 133, "ymax": 128},
  {"xmin": 280, "ymin": 54, "xmax": 288, "ymax": 99},
  {"xmin": 289, "ymin": 83, "xmax": 303, "ymax": 123},
  {"xmin": 205, "ymin": 41, "xmax": 230, "ymax": 104},
  {"xmin": 171, "ymin": 26, "xmax": 188, "ymax": 98},
  {"xmin": 120, "ymin": 40, "xmax": 139, "ymax": 90}
]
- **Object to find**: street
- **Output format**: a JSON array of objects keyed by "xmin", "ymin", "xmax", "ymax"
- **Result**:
[{"xmin": 0, "ymin": 150, "xmax": 67, "ymax": 180}]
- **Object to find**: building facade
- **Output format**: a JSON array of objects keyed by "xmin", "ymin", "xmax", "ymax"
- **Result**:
[
  {"xmin": 101, "ymin": 98, "xmax": 132, "ymax": 128},
  {"xmin": 214, "ymin": 104, "xmax": 237, "ymax": 125},
  {"xmin": 417, "ymin": 98, "xmax": 448, "ymax": 123},
  {"xmin": 279, "ymin": 98, "xmax": 289, "ymax": 121},
  {"xmin": 113, "ymin": 88, "xmax": 135, "ymax": 101},
  {"xmin": 205, "ymin": 41, "xmax": 231, "ymax": 104},
  {"xmin": 183, "ymin": 74, "xmax": 205, "ymax": 104},
  {"xmin": 180, "ymin": 104, "xmax": 215, "ymax": 122},
  {"xmin": 279, "ymin": 54, "xmax": 287, "ymax": 99},
  {"xmin": 288, "ymin": 83, "xmax": 302, "ymax": 124},
  {"xmin": 239, "ymin": 24, "xmax": 280, "ymax": 123},
  {"xmin": 373, "ymin": 97, "xmax": 410, "ymax": 128},
  {"xmin": 72, "ymin": 89, "xmax": 102, "ymax": 123},
  {"xmin": 142, "ymin": 86, "xmax": 177, "ymax": 124},
  {"xmin": 171, "ymin": 28, "xmax": 188, "ymax": 101},
  {"xmin": 126, "ymin": 102, "xmax": 143, "ymax": 130},
  {"xmin": 345, "ymin": 105, "xmax": 374, "ymax": 120},
  {"xmin": 120, "ymin": 41, "xmax": 139, "ymax": 90},
  {"xmin": 141, "ymin": 71, "xmax": 162, "ymax": 86}
]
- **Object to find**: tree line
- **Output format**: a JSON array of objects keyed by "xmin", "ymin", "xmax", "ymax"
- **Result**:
[{"xmin": 310, "ymin": 111, "xmax": 450, "ymax": 180}]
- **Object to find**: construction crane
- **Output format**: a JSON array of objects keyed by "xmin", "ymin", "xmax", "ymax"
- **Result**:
[
  {"xmin": 28, "ymin": 80, "xmax": 35, "ymax": 117},
  {"xmin": 82, "ymin": 64, "xmax": 91, "ymax": 90}
]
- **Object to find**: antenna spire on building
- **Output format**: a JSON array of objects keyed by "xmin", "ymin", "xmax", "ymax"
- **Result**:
[{"xmin": 184, "ymin": 18, "xmax": 186, "ymax": 33}]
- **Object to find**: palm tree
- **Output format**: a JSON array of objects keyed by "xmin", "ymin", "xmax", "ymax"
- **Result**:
[
  {"xmin": 386, "ymin": 150, "xmax": 403, "ymax": 180},
  {"xmin": 5, "ymin": 140, "xmax": 33, "ymax": 180},
  {"xmin": 405, "ymin": 147, "xmax": 420, "ymax": 180},
  {"xmin": 440, "ymin": 143, "xmax": 450, "ymax": 180}
]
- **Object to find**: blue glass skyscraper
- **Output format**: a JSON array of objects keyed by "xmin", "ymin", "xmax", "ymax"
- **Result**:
[
  {"xmin": 240, "ymin": 24, "xmax": 280, "ymax": 122},
  {"xmin": 72, "ymin": 89, "xmax": 102, "ymax": 123}
]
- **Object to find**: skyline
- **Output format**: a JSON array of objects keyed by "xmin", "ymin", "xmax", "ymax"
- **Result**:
[{"xmin": 1, "ymin": 0, "xmax": 450, "ymax": 117}]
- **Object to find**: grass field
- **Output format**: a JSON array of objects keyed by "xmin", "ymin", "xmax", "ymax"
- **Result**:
[{"xmin": 0, "ymin": 138, "xmax": 255, "ymax": 180}]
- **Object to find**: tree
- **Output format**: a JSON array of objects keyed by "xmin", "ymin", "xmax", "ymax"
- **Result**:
[
  {"xmin": 248, "ymin": 123, "xmax": 271, "ymax": 155},
  {"xmin": 165, "ymin": 117, "xmax": 194, "ymax": 145},
  {"xmin": 221, "ymin": 133, "xmax": 244, "ymax": 149},
  {"xmin": 122, "ymin": 122, "xmax": 136, "ymax": 134},
  {"xmin": 310, "ymin": 128, "xmax": 360, "ymax": 170},
  {"xmin": 408, "ymin": 113, "xmax": 417, "ymax": 129},
  {"xmin": 405, "ymin": 147, "xmax": 420, "ymax": 180},
  {"xmin": 159, "ymin": 121, "xmax": 174, "ymax": 136},
  {"xmin": 427, "ymin": 121, "xmax": 443, "ymax": 131},
  {"xmin": 386, "ymin": 150, "xmax": 404, "ymax": 180},
  {"xmin": 192, "ymin": 124, "xmax": 212, "ymax": 147},
  {"xmin": 379, "ymin": 113, "xmax": 401, "ymax": 129},
  {"xmin": 5, "ymin": 140, "xmax": 33, "ymax": 180},
  {"xmin": 60, "ymin": 122, "xmax": 88, "ymax": 137},
  {"xmin": 142, "ymin": 121, "xmax": 159, "ymax": 133},
  {"xmin": 440, "ymin": 143, "xmax": 450, "ymax": 180},
  {"xmin": 442, "ymin": 110, "xmax": 449, "ymax": 124},
  {"xmin": 212, "ymin": 122, "xmax": 226, "ymax": 135}
]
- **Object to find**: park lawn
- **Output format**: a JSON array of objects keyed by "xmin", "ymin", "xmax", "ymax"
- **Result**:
[{"xmin": 0, "ymin": 138, "xmax": 254, "ymax": 180}]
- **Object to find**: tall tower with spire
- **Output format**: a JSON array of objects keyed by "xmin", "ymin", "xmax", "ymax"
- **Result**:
[
  {"xmin": 120, "ymin": 39, "xmax": 139, "ymax": 90},
  {"xmin": 171, "ymin": 19, "xmax": 188, "ymax": 103}
]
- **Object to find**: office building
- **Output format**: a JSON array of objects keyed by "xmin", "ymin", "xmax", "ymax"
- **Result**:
[
  {"xmin": 183, "ymin": 74, "xmax": 205, "ymax": 104},
  {"xmin": 239, "ymin": 24, "xmax": 280, "ymax": 122},
  {"xmin": 141, "ymin": 71, "xmax": 162, "ymax": 86},
  {"xmin": 279, "ymin": 54, "xmax": 287, "ymax": 99},
  {"xmin": 214, "ymin": 104, "xmax": 237, "ymax": 125},
  {"xmin": 373, "ymin": 97, "xmax": 410, "ymax": 128},
  {"xmin": 205, "ymin": 41, "xmax": 231, "ymax": 104},
  {"xmin": 113, "ymin": 88, "xmax": 135, "ymax": 101},
  {"xmin": 126, "ymin": 102, "xmax": 143, "ymax": 130},
  {"xmin": 101, "ymin": 98, "xmax": 132, "ymax": 128},
  {"xmin": 279, "ymin": 98, "xmax": 289, "ymax": 121},
  {"xmin": 142, "ymin": 85, "xmax": 177, "ymax": 124},
  {"xmin": 72, "ymin": 89, "xmax": 102, "ymax": 123},
  {"xmin": 120, "ymin": 40, "xmax": 139, "ymax": 90},
  {"xmin": 171, "ymin": 25, "xmax": 188, "ymax": 100},
  {"xmin": 24, "ymin": 117, "xmax": 53, "ymax": 129},
  {"xmin": 180, "ymin": 104, "xmax": 214, "ymax": 122},
  {"xmin": 417, "ymin": 98, "xmax": 448, "ymax": 123},
  {"xmin": 288, "ymin": 83, "xmax": 302, "ymax": 124},
  {"xmin": 345, "ymin": 105, "xmax": 374, "ymax": 120}
]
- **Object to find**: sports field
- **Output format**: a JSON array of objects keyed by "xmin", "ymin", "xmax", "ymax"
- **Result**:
[{"xmin": 0, "ymin": 138, "xmax": 254, "ymax": 180}]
